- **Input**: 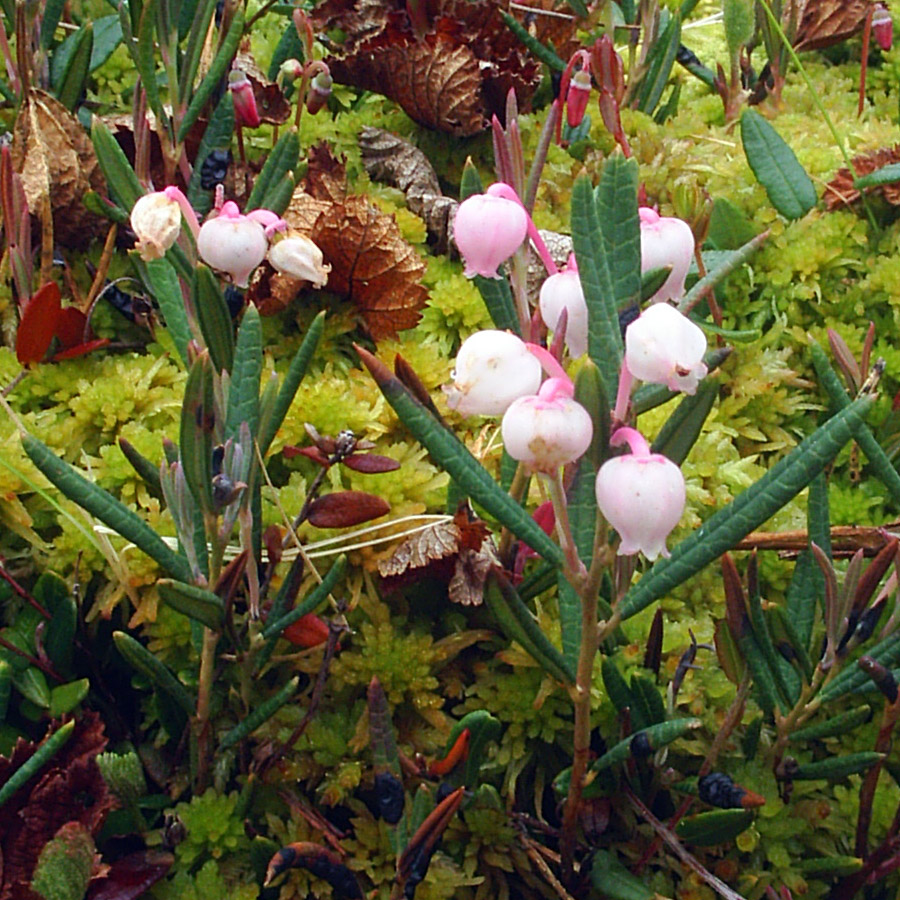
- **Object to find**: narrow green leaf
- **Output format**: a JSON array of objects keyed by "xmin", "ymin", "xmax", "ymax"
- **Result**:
[
  {"xmin": 450, "ymin": 710, "xmax": 502, "ymax": 789},
  {"xmin": 675, "ymin": 809, "xmax": 754, "ymax": 846},
  {"xmin": 13, "ymin": 668, "xmax": 50, "ymax": 708},
  {"xmin": 740, "ymin": 109, "xmax": 817, "ymax": 220},
  {"xmin": 113, "ymin": 631, "xmax": 194, "ymax": 715},
  {"xmin": 22, "ymin": 434, "xmax": 194, "ymax": 583},
  {"xmin": 246, "ymin": 128, "xmax": 299, "ymax": 211},
  {"xmin": 499, "ymin": 10, "xmax": 566, "ymax": 71},
  {"xmin": 602, "ymin": 658, "xmax": 639, "ymax": 722},
  {"xmin": 591, "ymin": 851, "xmax": 655, "ymax": 900},
  {"xmin": 797, "ymin": 857, "xmax": 863, "ymax": 877},
  {"xmin": 854, "ymin": 164, "xmax": 900, "ymax": 189},
  {"xmin": 52, "ymin": 23, "xmax": 93, "ymax": 111},
  {"xmin": 620, "ymin": 395, "xmax": 873, "ymax": 620},
  {"xmin": 44, "ymin": 590, "xmax": 76, "ymax": 674},
  {"xmin": 738, "ymin": 631, "xmax": 780, "ymax": 714},
  {"xmin": 194, "ymin": 265, "xmax": 235, "ymax": 373},
  {"xmin": 158, "ymin": 579, "xmax": 224, "ymax": 630},
  {"xmin": 219, "ymin": 677, "xmax": 299, "ymax": 750},
  {"xmin": 484, "ymin": 572, "xmax": 575, "ymax": 684},
  {"xmin": 679, "ymin": 230, "xmax": 768, "ymax": 313},
  {"xmin": 225, "ymin": 306, "xmax": 262, "ymax": 445},
  {"xmin": 473, "ymin": 275, "xmax": 520, "ymax": 334},
  {"xmin": 595, "ymin": 154, "xmax": 641, "ymax": 312},
  {"xmin": 178, "ymin": 0, "xmax": 218, "ymax": 104},
  {"xmin": 177, "ymin": 9, "xmax": 244, "ymax": 143},
  {"xmin": 118, "ymin": 438, "xmax": 163, "ymax": 499},
  {"xmin": 789, "ymin": 706, "xmax": 872, "ymax": 743},
  {"xmin": 575, "ymin": 359, "xmax": 610, "ymax": 469},
  {"xmin": 818, "ymin": 631, "xmax": 900, "ymax": 704},
  {"xmin": 637, "ymin": 13, "xmax": 682, "ymax": 115},
  {"xmin": 571, "ymin": 174, "xmax": 622, "ymax": 399},
  {"xmin": 651, "ymin": 377, "xmax": 719, "ymax": 465},
  {"xmin": 459, "ymin": 160, "xmax": 485, "ymax": 200},
  {"xmin": 0, "ymin": 659, "xmax": 10, "ymax": 722},
  {"xmin": 40, "ymin": 0, "xmax": 67, "ymax": 50},
  {"xmin": 136, "ymin": 0, "xmax": 166, "ymax": 126},
  {"xmin": 268, "ymin": 21, "xmax": 305, "ymax": 81},
  {"xmin": 140, "ymin": 257, "xmax": 191, "ymax": 367},
  {"xmin": 187, "ymin": 92, "xmax": 235, "ymax": 216},
  {"xmin": 357, "ymin": 346, "xmax": 564, "ymax": 566},
  {"xmin": 91, "ymin": 117, "xmax": 143, "ymax": 211},
  {"xmin": 49, "ymin": 678, "xmax": 90, "ymax": 717},
  {"xmin": 179, "ymin": 352, "xmax": 216, "ymax": 515},
  {"xmin": 587, "ymin": 718, "xmax": 701, "ymax": 779},
  {"xmin": 0, "ymin": 721, "xmax": 75, "ymax": 811},
  {"xmin": 259, "ymin": 171, "xmax": 296, "ymax": 217},
  {"xmin": 788, "ymin": 752, "xmax": 883, "ymax": 781},
  {"xmin": 90, "ymin": 15, "xmax": 123, "ymax": 71},
  {"xmin": 262, "ymin": 555, "xmax": 346, "ymax": 639},
  {"xmin": 809, "ymin": 339, "xmax": 900, "ymax": 507},
  {"xmin": 640, "ymin": 266, "xmax": 671, "ymax": 303},
  {"xmin": 257, "ymin": 310, "xmax": 325, "ymax": 456},
  {"xmin": 631, "ymin": 673, "xmax": 666, "ymax": 726}
]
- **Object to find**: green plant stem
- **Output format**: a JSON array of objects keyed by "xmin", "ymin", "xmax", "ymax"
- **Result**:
[
  {"xmin": 195, "ymin": 625, "xmax": 219, "ymax": 789},
  {"xmin": 545, "ymin": 470, "xmax": 584, "ymax": 579}
]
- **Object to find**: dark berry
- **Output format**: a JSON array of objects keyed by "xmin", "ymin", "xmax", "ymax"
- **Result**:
[
  {"xmin": 630, "ymin": 732, "xmax": 653, "ymax": 758},
  {"xmin": 224, "ymin": 285, "xmax": 245, "ymax": 318},
  {"xmin": 200, "ymin": 148, "xmax": 231, "ymax": 190},
  {"xmin": 374, "ymin": 772, "xmax": 405, "ymax": 825},
  {"xmin": 698, "ymin": 772, "xmax": 746, "ymax": 809}
]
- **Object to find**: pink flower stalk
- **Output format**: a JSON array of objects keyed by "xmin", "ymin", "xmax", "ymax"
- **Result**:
[
  {"xmin": 566, "ymin": 69, "xmax": 592, "ymax": 128},
  {"xmin": 639, "ymin": 207, "xmax": 695, "ymax": 303},
  {"xmin": 501, "ymin": 361, "xmax": 592, "ymax": 473},
  {"xmin": 874, "ymin": 4, "xmax": 893, "ymax": 51},
  {"xmin": 130, "ymin": 186, "xmax": 200, "ymax": 261},
  {"xmin": 197, "ymin": 200, "xmax": 285, "ymax": 287},
  {"xmin": 624, "ymin": 302, "xmax": 708, "ymax": 394},
  {"xmin": 228, "ymin": 69, "xmax": 261, "ymax": 128},
  {"xmin": 595, "ymin": 428, "xmax": 686, "ymax": 560},
  {"xmin": 539, "ymin": 255, "xmax": 588, "ymax": 358},
  {"xmin": 444, "ymin": 330, "xmax": 542, "ymax": 416},
  {"xmin": 452, "ymin": 192, "xmax": 528, "ymax": 278}
]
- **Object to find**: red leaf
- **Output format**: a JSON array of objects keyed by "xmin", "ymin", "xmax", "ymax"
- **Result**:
[
  {"xmin": 15, "ymin": 282, "xmax": 61, "ymax": 365},
  {"xmin": 283, "ymin": 613, "xmax": 329, "ymax": 648},
  {"xmin": 307, "ymin": 491, "xmax": 390, "ymax": 527},
  {"xmin": 342, "ymin": 453, "xmax": 401, "ymax": 473},
  {"xmin": 52, "ymin": 338, "xmax": 109, "ymax": 361},
  {"xmin": 283, "ymin": 445, "xmax": 330, "ymax": 465},
  {"xmin": 86, "ymin": 850, "xmax": 174, "ymax": 900},
  {"xmin": 53, "ymin": 306, "xmax": 90, "ymax": 349}
]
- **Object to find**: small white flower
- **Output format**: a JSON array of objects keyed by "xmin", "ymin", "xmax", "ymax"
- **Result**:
[
  {"xmin": 444, "ymin": 330, "xmax": 542, "ymax": 417},
  {"xmin": 131, "ymin": 191, "xmax": 182, "ymax": 261},
  {"xmin": 625, "ymin": 302, "xmax": 707, "ymax": 394},
  {"xmin": 539, "ymin": 267, "xmax": 588, "ymax": 358},
  {"xmin": 640, "ymin": 207, "xmax": 695, "ymax": 304},
  {"xmin": 197, "ymin": 202, "xmax": 269, "ymax": 287},
  {"xmin": 268, "ymin": 232, "xmax": 330, "ymax": 286}
]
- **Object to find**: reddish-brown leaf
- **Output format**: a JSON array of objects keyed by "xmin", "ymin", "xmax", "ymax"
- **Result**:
[
  {"xmin": 283, "ymin": 613, "xmax": 330, "ymax": 648},
  {"xmin": 824, "ymin": 144, "xmax": 900, "ymax": 209},
  {"xmin": 15, "ymin": 281, "xmax": 61, "ymax": 365},
  {"xmin": 86, "ymin": 850, "xmax": 174, "ymax": 900},
  {"xmin": 794, "ymin": 0, "xmax": 875, "ymax": 51},
  {"xmin": 341, "ymin": 453, "xmax": 401, "ymax": 473},
  {"xmin": 307, "ymin": 491, "xmax": 390, "ymax": 528}
]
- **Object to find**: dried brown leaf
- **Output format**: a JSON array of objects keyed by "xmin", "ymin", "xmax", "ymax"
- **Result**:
[
  {"xmin": 11, "ymin": 89, "xmax": 105, "ymax": 248},
  {"xmin": 794, "ymin": 0, "xmax": 876, "ymax": 51},
  {"xmin": 824, "ymin": 144, "xmax": 900, "ymax": 209}
]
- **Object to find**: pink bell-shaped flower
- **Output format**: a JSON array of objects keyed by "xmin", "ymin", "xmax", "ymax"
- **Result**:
[
  {"xmin": 228, "ymin": 69, "xmax": 261, "ymax": 128},
  {"xmin": 444, "ymin": 330, "xmax": 542, "ymax": 417},
  {"xmin": 539, "ymin": 258, "xmax": 588, "ymax": 358},
  {"xmin": 874, "ymin": 4, "xmax": 893, "ymax": 51},
  {"xmin": 595, "ymin": 427, "xmax": 685, "ymax": 560},
  {"xmin": 501, "ymin": 375, "xmax": 593, "ymax": 473},
  {"xmin": 624, "ymin": 302, "xmax": 707, "ymax": 394},
  {"xmin": 640, "ymin": 207, "xmax": 695, "ymax": 303},
  {"xmin": 452, "ymin": 189, "xmax": 528, "ymax": 279},
  {"xmin": 566, "ymin": 69, "xmax": 592, "ymax": 128},
  {"xmin": 197, "ymin": 201, "xmax": 270, "ymax": 287}
]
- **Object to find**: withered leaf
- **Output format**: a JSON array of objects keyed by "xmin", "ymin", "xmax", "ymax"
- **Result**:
[
  {"xmin": 11, "ymin": 89, "xmax": 105, "ymax": 248},
  {"xmin": 824, "ymin": 144, "xmax": 900, "ymax": 209},
  {"xmin": 378, "ymin": 504, "xmax": 498, "ymax": 605},
  {"xmin": 793, "ymin": 0, "xmax": 876, "ymax": 51},
  {"xmin": 307, "ymin": 491, "xmax": 391, "ymax": 528},
  {"xmin": 86, "ymin": 850, "xmax": 174, "ymax": 900},
  {"xmin": 0, "ymin": 712, "xmax": 114, "ymax": 900}
]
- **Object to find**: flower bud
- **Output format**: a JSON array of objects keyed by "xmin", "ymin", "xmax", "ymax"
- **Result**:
[
  {"xmin": 595, "ymin": 428, "xmax": 685, "ymax": 560},
  {"xmin": 539, "ymin": 267, "xmax": 588, "ymax": 358},
  {"xmin": 306, "ymin": 70, "xmax": 333, "ymax": 115},
  {"xmin": 874, "ymin": 4, "xmax": 893, "ymax": 51},
  {"xmin": 228, "ymin": 69, "xmax": 261, "ymax": 128},
  {"xmin": 130, "ymin": 191, "xmax": 182, "ymax": 260},
  {"xmin": 444, "ymin": 330, "xmax": 542, "ymax": 417},
  {"xmin": 566, "ymin": 69, "xmax": 592, "ymax": 128},
  {"xmin": 452, "ymin": 192, "xmax": 528, "ymax": 279},
  {"xmin": 639, "ymin": 207, "xmax": 695, "ymax": 303},
  {"xmin": 268, "ymin": 232, "xmax": 331, "ymax": 286},
  {"xmin": 501, "ymin": 377, "xmax": 593, "ymax": 473},
  {"xmin": 625, "ymin": 302, "xmax": 708, "ymax": 394},
  {"xmin": 197, "ymin": 201, "xmax": 269, "ymax": 287}
]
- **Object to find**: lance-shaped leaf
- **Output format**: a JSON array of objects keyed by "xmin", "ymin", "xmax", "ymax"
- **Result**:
[
  {"xmin": 789, "ymin": 706, "xmax": 872, "ymax": 743},
  {"xmin": 443, "ymin": 709, "xmax": 501, "ymax": 789},
  {"xmin": 187, "ymin": 92, "xmax": 235, "ymax": 216},
  {"xmin": 675, "ymin": 809, "xmax": 754, "ymax": 846},
  {"xmin": 356, "ymin": 345, "xmax": 563, "ymax": 566},
  {"xmin": 158, "ymin": 579, "xmax": 224, "ymax": 630},
  {"xmin": 90, "ymin": 116, "xmax": 143, "ymax": 211},
  {"xmin": 741, "ymin": 110, "xmax": 817, "ymax": 220},
  {"xmin": 246, "ymin": 128, "xmax": 299, "ymax": 212},
  {"xmin": 785, "ymin": 752, "xmax": 884, "ymax": 781},
  {"xmin": 264, "ymin": 842, "xmax": 362, "ymax": 897},
  {"xmin": 22, "ymin": 434, "xmax": 194, "ymax": 583},
  {"xmin": 113, "ymin": 631, "xmax": 193, "ymax": 715},
  {"xmin": 307, "ymin": 491, "xmax": 390, "ymax": 528},
  {"xmin": 53, "ymin": 23, "xmax": 93, "ymax": 111},
  {"xmin": 572, "ymin": 173, "xmax": 622, "ymax": 398},
  {"xmin": 817, "ymin": 630, "xmax": 900, "ymax": 703},
  {"xmin": 636, "ymin": 13, "xmax": 682, "ymax": 114},
  {"xmin": 591, "ymin": 850, "xmax": 655, "ymax": 900},
  {"xmin": 137, "ymin": 257, "xmax": 191, "ymax": 368},
  {"xmin": 619, "ymin": 394, "xmax": 873, "ymax": 620},
  {"xmin": 0, "ymin": 720, "xmax": 75, "ymax": 811},
  {"xmin": 225, "ymin": 305, "xmax": 262, "ymax": 445},
  {"xmin": 651, "ymin": 376, "xmax": 719, "ymax": 465},
  {"xmin": 179, "ymin": 351, "xmax": 216, "ymax": 516},
  {"xmin": 368, "ymin": 676, "xmax": 402, "ymax": 776},
  {"xmin": 219, "ymin": 677, "xmax": 299, "ymax": 750},
  {"xmin": 262, "ymin": 555, "xmax": 346, "ymax": 639},
  {"xmin": 679, "ymin": 230, "xmax": 768, "ymax": 313},
  {"xmin": 194, "ymin": 265, "xmax": 235, "ymax": 374}
]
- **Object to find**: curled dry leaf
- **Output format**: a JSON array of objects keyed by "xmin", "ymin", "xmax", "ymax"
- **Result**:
[
  {"xmin": 824, "ymin": 144, "xmax": 900, "ymax": 209},
  {"xmin": 253, "ymin": 145, "xmax": 427, "ymax": 338},
  {"xmin": 307, "ymin": 491, "xmax": 391, "ymax": 528},
  {"xmin": 11, "ymin": 89, "xmax": 105, "ymax": 248},
  {"xmin": 793, "ymin": 0, "xmax": 878, "ymax": 51}
]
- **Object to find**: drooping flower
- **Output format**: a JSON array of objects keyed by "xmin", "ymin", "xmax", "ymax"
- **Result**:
[
  {"xmin": 268, "ymin": 232, "xmax": 330, "ymax": 286},
  {"xmin": 624, "ymin": 302, "xmax": 707, "ymax": 394},
  {"xmin": 639, "ymin": 207, "xmax": 695, "ymax": 303},
  {"xmin": 228, "ymin": 68, "xmax": 261, "ymax": 128},
  {"xmin": 566, "ymin": 69, "xmax": 592, "ymax": 128},
  {"xmin": 452, "ymin": 192, "xmax": 528, "ymax": 279},
  {"xmin": 595, "ymin": 427, "xmax": 686, "ymax": 560},
  {"xmin": 874, "ymin": 3, "xmax": 893, "ymax": 51},
  {"xmin": 501, "ymin": 375, "xmax": 593, "ymax": 473},
  {"xmin": 444, "ymin": 330, "xmax": 542, "ymax": 416},
  {"xmin": 197, "ymin": 201, "xmax": 276, "ymax": 287},
  {"xmin": 539, "ymin": 258, "xmax": 588, "ymax": 358},
  {"xmin": 130, "ymin": 190, "xmax": 183, "ymax": 261}
]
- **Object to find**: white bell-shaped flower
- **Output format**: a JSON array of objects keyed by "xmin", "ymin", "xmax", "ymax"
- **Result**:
[
  {"xmin": 640, "ymin": 207, "xmax": 695, "ymax": 303},
  {"xmin": 539, "ymin": 265, "xmax": 588, "ymax": 358},
  {"xmin": 131, "ymin": 191, "xmax": 182, "ymax": 261},
  {"xmin": 452, "ymin": 192, "xmax": 528, "ymax": 279},
  {"xmin": 268, "ymin": 232, "xmax": 330, "ymax": 286},
  {"xmin": 197, "ymin": 201, "xmax": 269, "ymax": 287}
]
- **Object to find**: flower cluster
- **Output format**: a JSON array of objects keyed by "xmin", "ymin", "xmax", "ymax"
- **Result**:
[{"xmin": 129, "ymin": 187, "xmax": 330, "ymax": 289}]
